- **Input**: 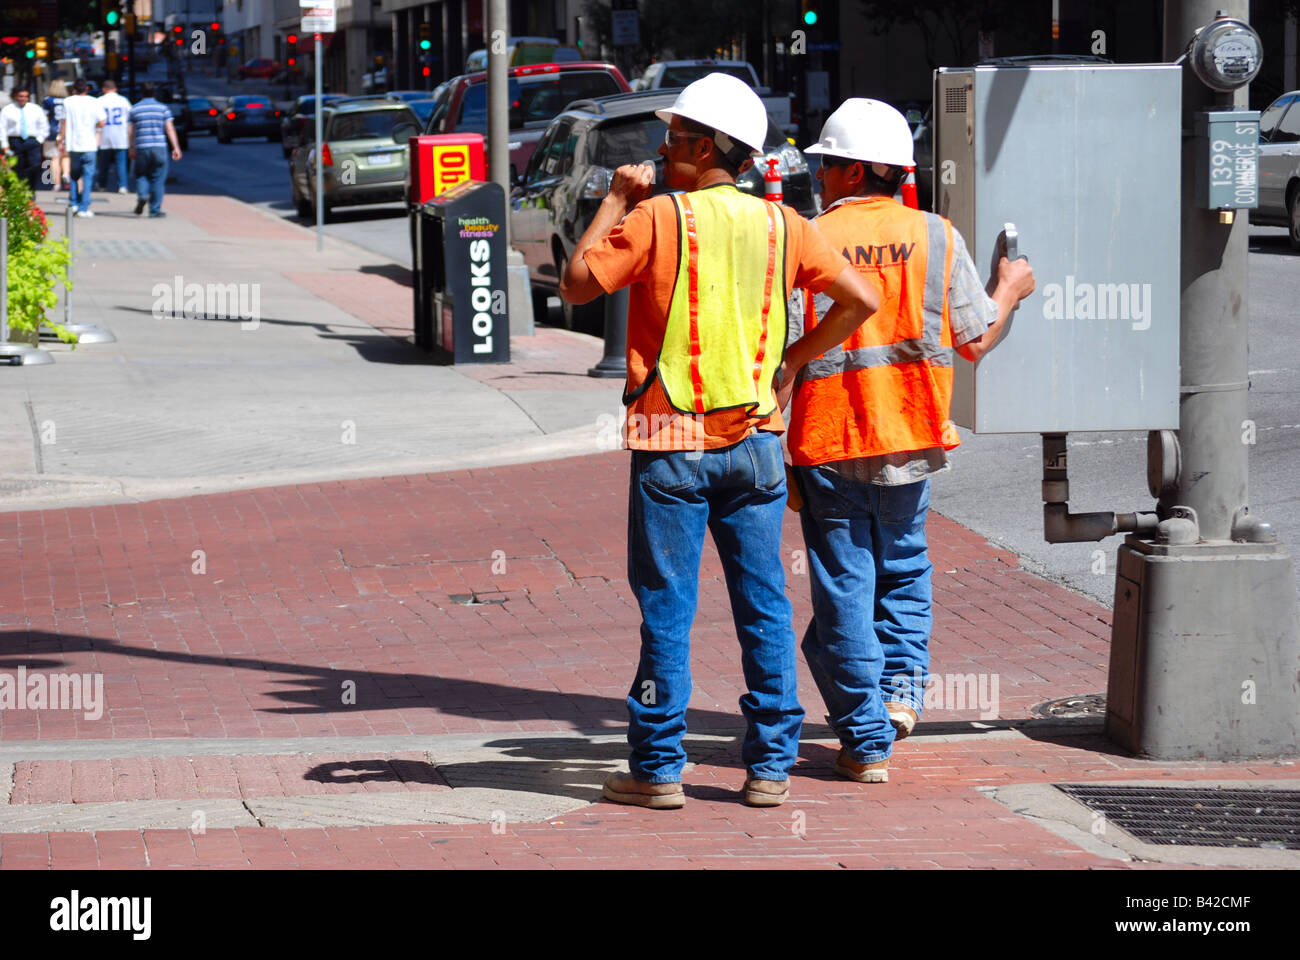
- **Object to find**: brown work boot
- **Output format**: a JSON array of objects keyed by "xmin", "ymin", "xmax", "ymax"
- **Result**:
[
  {"xmin": 885, "ymin": 702, "xmax": 918, "ymax": 739},
  {"xmin": 602, "ymin": 772, "xmax": 685, "ymax": 809},
  {"xmin": 834, "ymin": 749, "xmax": 890, "ymax": 783},
  {"xmin": 742, "ymin": 777, "xmax": 790, "ymax": 807}
]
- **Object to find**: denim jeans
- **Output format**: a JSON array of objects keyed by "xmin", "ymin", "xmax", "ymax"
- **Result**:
[
  {"xmin": 67, "ymin": 151, "xmax": 96, "ymax": 212},
  {"xmin": 134, "ymin": 147, "xmax": 169, "ymax": 215},
  {"xmin": 95, "ymin": 147, "xmax": 129, "ymax": 190},
  {"xmin": 795, "ymin": 466, "xmax": 933, "ymax": 761},
  {"xmin": 626, "ymin": 430, "xmax": 803, "ymax": 782}
]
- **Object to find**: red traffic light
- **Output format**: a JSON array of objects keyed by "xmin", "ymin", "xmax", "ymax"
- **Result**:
[
  {"xmin": 287, "ymin": 33, "xmax": 298, "ymax": 44},
  {"xmin": 287, "ymin": 57, "xmax": 296, "ymax": 66},
  {"xmin": 422, "ymin": 66, "xmax": 431, "ymax": 76},
  {"xmin": 210, "ymin": 22, "xmax": 219, "ymax": 30},
  {"xmin": 172, "ymin": 25, "xmax": 182, "ymax": 33}
]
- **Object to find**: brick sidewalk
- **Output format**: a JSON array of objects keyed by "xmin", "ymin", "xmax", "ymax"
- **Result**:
[{"xmin": 1, "ymin": 452, "xmax": 1295, "ymax": 869}]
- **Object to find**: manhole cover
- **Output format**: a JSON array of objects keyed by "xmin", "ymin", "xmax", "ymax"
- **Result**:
[
  {"xmin": 1056, "ymin": 784, "xmax": 1300, "ymax": 849},
  {"xmin": 1031, "ymin": 693, "xmax": 1106, "ymax": 718}
]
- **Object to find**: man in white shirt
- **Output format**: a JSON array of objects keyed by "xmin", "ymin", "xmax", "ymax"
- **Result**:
[
  {"xmin": 94, "ymin": 79, "xmax": 132, "ymax": 194},
  {"xmin": 58, "ymin": 78, "xmax": 106, "ymax": 217},
  {"xmin": 0, "ymin": 86, "xmax": 51, "ymax": 191}
]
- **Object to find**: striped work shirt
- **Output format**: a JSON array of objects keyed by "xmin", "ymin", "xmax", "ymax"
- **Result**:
[{"xmin": 129, "ymin": 99, "xmax": 172, "ymax": 149}]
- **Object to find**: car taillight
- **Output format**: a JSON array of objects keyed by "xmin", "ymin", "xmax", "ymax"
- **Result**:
[
  {"xmin": 320, "ymin": 142, "xmax": 333, "ymax": 166},
  {"xmin": 226, "ymin": 111, "xmax": 236, "ymax": 119},
  {"xmin": 208, "ymin": 108, "xmax": 218, "ymax": 115},
  {"xmin": 248, "ymin": 102, "xmax": 265, "ymax": 108},
  {"xmin": 274, "ymin": 110, "xmax": 281, "ymax": 117}
]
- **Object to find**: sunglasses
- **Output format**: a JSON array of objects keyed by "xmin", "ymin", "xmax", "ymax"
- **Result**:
[{"xmin": 663, "ymin": 129, "xmax": 707, "ymax": 148}]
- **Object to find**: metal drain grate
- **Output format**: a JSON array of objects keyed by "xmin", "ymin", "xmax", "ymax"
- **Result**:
[{"xmin": 1056, "ymin": 784, "xmax": 1300, "ymax": 849}]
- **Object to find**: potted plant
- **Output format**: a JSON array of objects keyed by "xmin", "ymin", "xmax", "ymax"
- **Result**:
[{"xmin": 2, "ymin": 158, "xmax": 74, "ymax": 347}]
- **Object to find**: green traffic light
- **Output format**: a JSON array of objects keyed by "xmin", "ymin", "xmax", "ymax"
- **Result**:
[
  {"xmin": 803, "ymin": 10, "xmax": 818, "ymax": 25},
  {"xmin": 419, "ymin": 39, "xmax": 431, "ymax": 50},
  {"xmin": 25, "ymin": 48, "xmax": 34, "ymax": 58},
  {"xmin": 106, "ymin": 10, "xmax": 120, "ymax": 25}
]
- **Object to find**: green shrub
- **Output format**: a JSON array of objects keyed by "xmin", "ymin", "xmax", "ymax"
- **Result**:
[{"xmin": 2, "ymin": 157, "xmax": 74, "ymax": 343}]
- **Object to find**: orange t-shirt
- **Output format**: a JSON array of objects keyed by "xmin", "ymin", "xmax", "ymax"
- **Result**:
[{"xmin": 584, "ymin": 189, "xmax": 849, "ymax": 451}]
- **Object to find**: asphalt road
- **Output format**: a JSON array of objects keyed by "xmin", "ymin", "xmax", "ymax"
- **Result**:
[{"xmin": 173, "ymin": 66, "xmax": 1300, "ymax": 607}]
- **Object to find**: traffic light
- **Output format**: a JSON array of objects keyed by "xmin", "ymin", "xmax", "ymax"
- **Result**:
[
  {"xmin": 24, "ymin": 40, "xmax": 35, "ymax": 59},
  {"xmin": 801, "ymin": 1, "xmax": 818, "ymax": 26},
  {"xmin": 287, "ymin": 33, "xmax": 297, "ymax": 66},
  {"xmin": 34, "ymin": 36, "xmax": 48, "ymax": 58},
  {"xmin": 418, "ymin": 22, "xmax": 432, "ymax": 51},
  {"xmin": 173, "ymin": 24, "xmax": 184, "ymax": 46},
  {"xmin": 104, "ymin": 2, "xmax": 121, "ymax": 28}
]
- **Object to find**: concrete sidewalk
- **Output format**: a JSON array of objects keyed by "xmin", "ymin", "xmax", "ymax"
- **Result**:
[
  {"xmin": 0, "ymin": 191, "xmax": 1296, "ymax": 871},
  {"xmin": 0, "ymin": 189, "xmax": 620, "ymax": 511}
]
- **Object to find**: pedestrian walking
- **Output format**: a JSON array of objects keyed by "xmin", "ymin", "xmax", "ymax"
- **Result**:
[
  {"xmin": 127, "ymin": 82, "xmax": 183, "ymax": 218},
  {"xmin": 560, "ymin": 74, "xmax": 878, "ymax": 809},
  {"xmin": 0, "ymin": 86, "xmax": 50, "ymax": 192},
  {"xmin": 59, "ymin": 78, "xmax": 106, "ymax": 217},
  {"xmin": 95, "ymin": 80, "xmax": 132, "ymax": 193},
  {"xmin": 783, "ymin": 100, "xmax": 1036, "ymax": 782},
  {"xmin": 42, "ymin": 79, "xmax": 69, "ymax": 191}
]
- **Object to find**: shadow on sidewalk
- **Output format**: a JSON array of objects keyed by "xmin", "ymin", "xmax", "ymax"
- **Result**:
[{"xmin": 1, "ymin": 630, "xmax": 751, "ymax": 735}]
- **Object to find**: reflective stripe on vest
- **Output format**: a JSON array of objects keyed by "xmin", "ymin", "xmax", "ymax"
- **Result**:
[
  {"xmin": 790, "ymin": 197, "xmax": 959, "ymax": 464},
  {"xmin": 656, "ymin": 185, "xmax": 788, "ymax": 416}
]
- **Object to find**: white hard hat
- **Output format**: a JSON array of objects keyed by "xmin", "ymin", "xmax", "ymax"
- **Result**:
[
  {"xmin": 655, "ymin": 73, "xmax": 768, "ymax": 157},
  {"xmin": 805, "ymin": 98, "xmax": 914, "ymax": 167}
]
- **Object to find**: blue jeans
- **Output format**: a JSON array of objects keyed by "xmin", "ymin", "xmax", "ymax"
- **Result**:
[
  {"xmin": 68, "ymin": 151, "xmax": 96, "ymax": 212},
  {"xmin": 95, "ymin": 147, "xmax": 129, "ymax": 190},
  {"xmin": 626, "ymin": 431, "xmax": 803, "ymax": 783},
  {"xmin": 796, "ymin": 466, "xmax": 933, "ymax": 761},
  {"xmin": 133, "ymin": 147, "xmax": 169, "ymax": 215}
]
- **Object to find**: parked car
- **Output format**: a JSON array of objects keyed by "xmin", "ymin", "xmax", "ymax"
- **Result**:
[
  {"xmin": 239, "ymin": 59, "xmax": 281, "ymax": 80},
  {"xmin": 464, "ymin": 37, "xmax": 582, "ymax": 73},
  {"xmin": 289, "ymin": 101, "xmax": 419, "ymax": 222},
  {"xmin": 217, "ymin": 95, "xmax": 283, "ymax": 142},
  {"xmin": 510, "ymin": 90, "xmax": 815, "ymax": 333},
  {"xmin": 424, "ymin": 61, "xmax": 631, "ymax": 184},
  {"xmin": 280, "ymin": 94, "xmax": 345, "ymax": 158},
  {"xmin": 1250, "ymin": 89, "xmax": 1300, "ymax": 249},
  {"xmin": 386, "ymin": 90, "xmax": 432, "ymax": 103},
  {"xmin": 632, "ymin": 59, "xmax": 793, "ymax": 135},
  {"xmin": 188, "ymin": 96, "xmax": 221, "ymax": 135},
  {"xmin": 405, "ymin": 98, "xmax": 439, "ymax": 125}
]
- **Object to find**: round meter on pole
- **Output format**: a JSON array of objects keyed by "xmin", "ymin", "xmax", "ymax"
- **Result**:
[{"xmin": 1189, "ymin": 15, "xmax": 1261, "ymax": 92}]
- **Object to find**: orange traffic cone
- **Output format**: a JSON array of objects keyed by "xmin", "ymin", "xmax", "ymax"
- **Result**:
[{"xmin": 901, "ymin": 166, "xmax": 918, "ymax": 209}]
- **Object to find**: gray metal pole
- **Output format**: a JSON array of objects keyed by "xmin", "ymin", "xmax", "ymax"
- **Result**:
[
  {"xmin": 315, "ymin": 32, "xmax": 323, "ymax": 252},
  {"xmin": 487, "ymin": 0, "xmax": 509, "ymax": 245},
  {"xmin": 64, "ymin": 202, "xmax": 74, "ymax": 327},
  {"xmin": 1, "ymin": 218, "xmax": 7, "ymax": 343},
  {"xmin": 1104, "ymin": 1, "xmax": 1300, "ymax": 759}
]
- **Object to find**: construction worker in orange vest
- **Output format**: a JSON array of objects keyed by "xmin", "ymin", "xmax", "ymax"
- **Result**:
[
  {"xmin": 561, "ymin": 74, "xmax": 879, "ymax": 809},
  {"xmin": 781, "ymin": 99, "xmax": 1036, "ymax": 783}
]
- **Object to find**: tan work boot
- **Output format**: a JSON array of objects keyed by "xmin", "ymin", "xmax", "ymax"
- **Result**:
[
  {"xmin": 834, "ymin": 749, "xmax": 890, "ymax": 783},
  {"xmin": 602, "ymin": 771, "xmax": 686, "ymax": 809},
  {"xmin": 742, "ymin": 777, "xmax": 790, "ymax": 807},
  {"xmin": 885, "ymin": 701, "xmax": 918, "ymax": 739}
]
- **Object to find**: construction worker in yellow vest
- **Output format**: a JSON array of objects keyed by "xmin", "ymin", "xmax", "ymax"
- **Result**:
[
  {"xmin": 561, "ymin": 74, "xmax": 879, "ymax": 809},
  {"xmin": 785, "ymin": 99, "xmax": 1035, "ymax": 783}
]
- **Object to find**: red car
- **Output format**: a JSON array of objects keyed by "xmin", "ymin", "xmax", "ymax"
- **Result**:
[
  {"xmin": 239, "ymin": 58, "xmax": 281, "ymax": 80},
  {"xmin": 423, "ymin": 61, "xmax": 630, "ymax": 182}
]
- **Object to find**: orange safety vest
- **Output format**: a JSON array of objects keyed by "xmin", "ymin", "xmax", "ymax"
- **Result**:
[{"xmin": 788, "ymin": 195, "xmax": 959, "ymax": 465}]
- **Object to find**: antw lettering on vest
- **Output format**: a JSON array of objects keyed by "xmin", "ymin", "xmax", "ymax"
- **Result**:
[
  {"xmin": 847, "ymin": 243, "xmax": 915, "ymax": 266},
  {"xmin": 468, "ymin": 239, "xmax": 494, "ymax": 354}
]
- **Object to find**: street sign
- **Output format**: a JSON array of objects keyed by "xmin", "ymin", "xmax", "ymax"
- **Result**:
[
  {"xmin": 611, "ymin": 0, "xmax": 638, "ymax": 46},
  {"xmin": 301, "ymin": 7, "xmax": 335, "ymax": 33},
  {"xmin": 807, "ymin": 42, "xmax": 840, "ymax": 52}
]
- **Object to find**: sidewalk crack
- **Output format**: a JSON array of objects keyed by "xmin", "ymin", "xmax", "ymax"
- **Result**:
[
  {"xmin": 540, "ymin": 539, "xmax": 578, "ymax": 585},
  {"xmin": 24, "ymin": 401, "xmax": 43, "ymax": 474},
  {"xmin": 242, "ymin": 799, "xmax": 266, "ymax": 828}
]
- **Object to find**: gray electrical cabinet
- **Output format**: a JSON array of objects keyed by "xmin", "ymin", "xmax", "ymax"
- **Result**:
[{"xmin": 935, "ymin": 64, "xmax": 1182, "ymax": 433}]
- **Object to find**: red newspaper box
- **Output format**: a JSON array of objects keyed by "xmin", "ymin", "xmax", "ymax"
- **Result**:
[{"xmin": 409, "ymin": 134, "xmax": 487, "ymax": 206}]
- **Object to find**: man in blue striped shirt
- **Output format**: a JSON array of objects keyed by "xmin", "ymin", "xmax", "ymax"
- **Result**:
[{"xmin": 127, "ymin": 83, "xmax": 183, "ymax": 217}]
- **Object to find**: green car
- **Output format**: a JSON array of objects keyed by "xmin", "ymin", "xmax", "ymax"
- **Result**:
[{"xmin": 289, "ymin": 101, "xmax": 420, "ymax": 222}]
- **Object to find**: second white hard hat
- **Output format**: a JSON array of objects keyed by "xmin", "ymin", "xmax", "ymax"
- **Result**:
[
  {"xmin": 655, "ymin": 73, "xmax": 768, "ymax": 157},
  {"xmin": 805, "ymin": 98, "xmax": 915, "ymax": 167}
]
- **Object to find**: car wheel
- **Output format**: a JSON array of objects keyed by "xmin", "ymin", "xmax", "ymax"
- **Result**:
[
  {"xmin": 1289, "ymin": 184, "xmax": 1300, "ymax": 252},
  {"xmin": 555, "ymin": 251, "xmax": 604, "ymax": 334}
]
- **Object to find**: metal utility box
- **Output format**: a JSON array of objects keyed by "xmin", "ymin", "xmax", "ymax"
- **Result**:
[
  {"xmin": 1193, "ymin": 110, "xmax": 1260, "ymax": 209},
  {"xmin": 935, "ymin": 64, "xmax": 1182, "ymax": 433},
  {"xmin": 410, "ymin": 179, "xmax": 510, "ymax": 364}
]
